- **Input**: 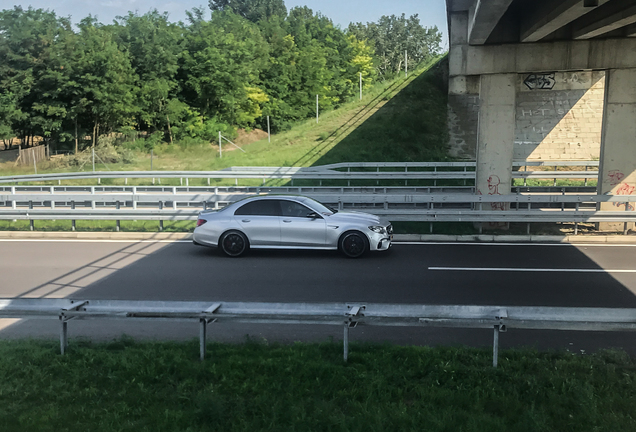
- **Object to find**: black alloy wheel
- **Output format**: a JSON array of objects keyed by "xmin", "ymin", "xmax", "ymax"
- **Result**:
[
  {"xmin": 220, "ymin": 231, "xmax": 248, "ymax": 257},
  {"xmin": 339, "ymin": 232, "xmax": 368, "ymax": 258}
]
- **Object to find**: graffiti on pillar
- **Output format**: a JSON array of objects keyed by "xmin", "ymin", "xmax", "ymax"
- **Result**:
[
  {"xmin": 524, "ymin": 73, "xmax": 556, "ymax": 90},
  {"xmin": 608, "ymin": 170, "xmax": 625, "ymax": 186},
  {"xmin": 487, "ymin": 175, "xmax": 501, "ymax": 195},
  {"xmin": 613, "ymin": 183, "xmax": 635, "ymax": 211},
  {"xmin": 481, "ymin": 175, "xmax": 507, "ymax": 227}
]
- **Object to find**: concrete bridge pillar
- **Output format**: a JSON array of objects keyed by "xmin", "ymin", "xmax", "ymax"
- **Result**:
[
  {"xmin": 475, "ymin": 74, "xmax": 516, "ymax": 206},
  {"xmin": 598, "ymin": 68, "xmax": 636, "ymax": 232}
]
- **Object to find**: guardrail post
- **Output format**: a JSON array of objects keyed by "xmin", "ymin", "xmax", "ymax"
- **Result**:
[
  {"xmin": 584, "ymin": 166, "xmax": 588, "ymax": 187},
  {"xmin": 29, "ymin": 200, "xmax": 34, "ymax": 231},
  {"xmin": 60, "ymin": 318, "xmax": 68, "ymax": 355},
  {"xmin": 180, "ymin": 178, "xmax": 183, "ymax": 186},
  {"xmin": 493, "ymin": 326, "xmax": 499, "ymax": 368},
  {"xmin": 116, "ymin": 201, "xmax": 120, "ymax": 232},
  {"xmin": 343, "ymin": 323, "xmax": 349, "ymax": 361},
  {"xmin": 71, "ymin": 201, "xmax": 75, "ymax": 231},
  {"xmin": 200, "ymin": 318, "xmax": 207, "ymax": 361},
  {"xmin": 132, "ymin": 187, "xmax": 137, "ymax": 210},
  {"xmin": 207, "ymin": 177, "xmax": 210, "ymax": 186},
  {"xmin": 125, "ymin": 178, "xmax": 128, "ymax": 185},
  {"xmin": 574, "ymin": 202, "xmax": 579, "ymax": 235},
  {"xmin": 159, "ymin": 201, "xmax": 164, "ymax": 231},
  {"xmin": 527, "ymin": 203, "xmax": 531, "ymax": 235},
  {"xmin": 203, "ymin": 201, "xmax": 207, "ymax": 211},
  {"xmin": 624, "ymin": 201, "xmax": 630, "ymax": 235},
  {"xmin": 186, "ymin": 178, "xmax": 189, "ymax": 187}
]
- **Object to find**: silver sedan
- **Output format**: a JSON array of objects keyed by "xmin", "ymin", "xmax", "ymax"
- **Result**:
[{"xmin": 193, "ymin": 195, "xmax": 393, "ymax": 258}]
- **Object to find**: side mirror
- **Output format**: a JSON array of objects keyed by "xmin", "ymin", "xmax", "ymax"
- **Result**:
[{"xmin": 307, "ymin": 212, "xmax": 322, "ymax": 219}]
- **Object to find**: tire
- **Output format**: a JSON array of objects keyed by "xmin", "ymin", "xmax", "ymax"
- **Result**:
[
  {"xmin": 219, "ymin": 230, "xmax": 249, "ymax": 257},
  {"xmin": 339, "ymin": 231, "xmax": 369, "ymax": 258}
]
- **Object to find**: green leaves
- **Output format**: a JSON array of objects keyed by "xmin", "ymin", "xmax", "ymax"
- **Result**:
[{"xmin": 0, "ymin": 3, "xmax": 433, "ymax": 149}]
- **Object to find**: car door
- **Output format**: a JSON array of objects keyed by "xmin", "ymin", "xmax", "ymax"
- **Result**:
[
  {"xmin": 234, "ymin": 199, "xmax": 281, "ymax": 246},
  {"xmin": 279, "ymin": 199, "xmax": 326, "ymax": 247}
]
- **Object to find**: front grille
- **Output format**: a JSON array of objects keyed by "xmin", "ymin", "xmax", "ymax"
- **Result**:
[{"xmin": 386, "ymin": 224, "xmax": 393, "ymax": 235}]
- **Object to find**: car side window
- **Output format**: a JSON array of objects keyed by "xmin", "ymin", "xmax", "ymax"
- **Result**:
[
  {"xmin": 280, "ymin": 200, "xmax": 314, "ymax": 218},
  {"xmin": 235, "ymin": 200, "xmax": 281, "ymax": 216}
]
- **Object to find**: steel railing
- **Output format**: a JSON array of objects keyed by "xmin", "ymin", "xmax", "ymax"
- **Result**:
[
  {"xmin": 1, "ymin": 193, "xmax": 635, "ymax": 232},
  {"xmin": 0, "ymin": 298, "xmax": 634, "ymax": 366},
  {"xmin": 0, "ymin": 161, "xmax": 601, "ymax": 185}
]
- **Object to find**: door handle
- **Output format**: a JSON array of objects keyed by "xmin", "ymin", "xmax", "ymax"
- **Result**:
[
  {"xmin": 282, "ymin": 220, "xmax": 292, "ymax": 223},
  {"xmin": 242, "ymin": 219, "xmax": 251, "ymax": 223}
]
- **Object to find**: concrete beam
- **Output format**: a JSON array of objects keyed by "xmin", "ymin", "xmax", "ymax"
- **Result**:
[
  {"xmin": 447, "ymin": 0, "xmax": 475, "ymax": 13},
  {"xmin": 520, "ymin": 0, "xmax": 610, "ymax": 43},
  {"xmin": 450, "ymin": 38, "xmax": 636, "ymax": 76},
  {"xmin": 467, "ymin": 0, "xmax": 514, "ymax": 45},
  {"xmin": 574, "ymin": 4, "xmax": 636, "ymax": 39},
  {"xmin": 627, "ymin": 24, "xmax": 636, "ymax": 37}
]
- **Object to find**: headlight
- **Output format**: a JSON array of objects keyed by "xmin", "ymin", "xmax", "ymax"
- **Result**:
[{"xmin": 368, "ymin": 225, "xmax": 386, "ymax": 234}]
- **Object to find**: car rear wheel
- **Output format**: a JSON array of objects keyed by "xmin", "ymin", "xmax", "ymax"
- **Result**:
[
  {"xmin": 339, "ymin": 231, "xmax": 368, "ymax": 258},
  {"xmin": 219, "ymin": 230, "xmax": 249, "ymax": 257}
]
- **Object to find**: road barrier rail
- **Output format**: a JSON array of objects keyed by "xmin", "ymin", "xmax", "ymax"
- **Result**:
[
  {"xmin": 0, "ymin": 298, "xmax": 634, "ymax": 367},
  {"xmin": 1, "ymin": 194, "xmax": 634, "ymax": 230},
  {"xmin": 0, "ymin": 161, "xmax": 600, "ymax": 185}
]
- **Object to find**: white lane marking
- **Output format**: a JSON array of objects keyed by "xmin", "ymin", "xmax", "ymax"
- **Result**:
[
  {"xmin": 0, "ymin": 239, "xmax": 192, "ymax": 243},
  {"xmin": 429, "ymin": 267, "xmax": 636, "ymax": 273},
  {"xmin": 395, "ymin": 242, "xmax": 636, "ymax": 247}
]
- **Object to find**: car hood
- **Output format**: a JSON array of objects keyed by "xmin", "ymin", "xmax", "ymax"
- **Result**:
[{"xmin": 328, "ymin": 210, "xmax": 388, "ymax": 226}]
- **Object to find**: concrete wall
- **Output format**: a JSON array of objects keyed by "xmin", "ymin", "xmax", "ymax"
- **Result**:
[
  {"xmin": 599, "ymin": 68, "xmax": 636, "ymax": 231},
  {"xmin": 515, "ymin": 71, "xmax": 605, "ymax": 160}
]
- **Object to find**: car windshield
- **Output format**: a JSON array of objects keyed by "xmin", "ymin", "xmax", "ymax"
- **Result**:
[{"xmin": 300, "ymin": 197, "xmax": 338, "ymax": 215}]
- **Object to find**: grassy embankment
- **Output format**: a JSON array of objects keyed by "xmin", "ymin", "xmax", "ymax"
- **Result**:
[
  {"xmin": 1, "ymin": 59, "xmax": 453, "ymax": 233},
  {"xmin": 0, "ymin": 58, "xmax": 601, "ymax": 234},
  {"xmin": 1, "ymin": 339, "xmax": 635, "ymax": 431}
]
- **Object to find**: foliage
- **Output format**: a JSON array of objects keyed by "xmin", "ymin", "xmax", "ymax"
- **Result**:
[
  {"xmin": 348, "ymin": 13, "xmax": 443, "ymax": 78},
  {"xmin": 0, "ymin": 2, "xmax": 442, "ymax": 154}
]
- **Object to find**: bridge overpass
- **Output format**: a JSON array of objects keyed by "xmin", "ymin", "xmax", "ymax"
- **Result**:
[{"xmin": 446, "ymin": 0, "xmax": 636, "ymax": 230}]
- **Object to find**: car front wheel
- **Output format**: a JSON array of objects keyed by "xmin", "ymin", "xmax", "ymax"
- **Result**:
[
  {"xmin": 219, "ymin": 231, "xmax": 249, "ymax": 257},
  {"xmin": 339, "ymin": 231, "xmax": 368, "ymax": 258}
]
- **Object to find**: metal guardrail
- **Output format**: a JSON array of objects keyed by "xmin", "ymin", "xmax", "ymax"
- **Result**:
[
  {"xmin": 0, "ymin": 161, "xmax": 601, "ymax": 185},
  {"xmin": 0, "ymin": 298, "xmax": 634, "ymax": 367},
  {"xmin": 1, "ymin": 193, "xmax": 635, "ymax": 232}
]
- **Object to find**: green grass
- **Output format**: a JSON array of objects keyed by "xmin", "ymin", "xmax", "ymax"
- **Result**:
[{"xmin": 1, "ymin": 339, "xmax": 635, "ymax": 431}]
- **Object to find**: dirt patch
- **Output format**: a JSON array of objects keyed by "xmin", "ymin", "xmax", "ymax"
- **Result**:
[{"xmin": 235, "ymin": 129, "xmax": 268, "ymax": 146}]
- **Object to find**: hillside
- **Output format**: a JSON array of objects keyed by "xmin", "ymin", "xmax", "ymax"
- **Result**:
[{"xmin": 0, "ymin": 57, "xmax": 450, "ymax": 177}]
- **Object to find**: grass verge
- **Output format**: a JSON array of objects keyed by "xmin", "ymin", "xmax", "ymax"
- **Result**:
[{"xmin": 1, "ymin": 339, "xmax": 635, "ymax": 431}]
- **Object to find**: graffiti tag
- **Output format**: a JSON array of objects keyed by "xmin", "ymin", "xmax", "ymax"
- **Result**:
[{"xmin": 524, "ymin": 73, "xmax": 556, "ymax": 90}]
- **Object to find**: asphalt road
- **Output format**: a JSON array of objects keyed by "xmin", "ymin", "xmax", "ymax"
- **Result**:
[{"xmin": 2, "ymin": 239, "xmax": 636, "ymax": 354}]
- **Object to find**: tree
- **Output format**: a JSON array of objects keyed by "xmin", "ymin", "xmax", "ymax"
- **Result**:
[
  {"xmin": 180, "ymin": 11, "xmax": 269, "ymax": 127},
  {"xmin": 348, "ymin": 14, "xmax": 442, "ymax": 78},
  {"xmin": 0, "ymin": 6, "xmax": 73, "ymax": 146},
  {"xmin": 113, "ymin": 11, "xmax": 182, "ymax": 141},
  {"xmin": 72, "ymin": 17, "xmax": 137, "ymax": 146},
  {"xmin": 208, "ymin": 0, "xmax": 287, "ymax": 23}
]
